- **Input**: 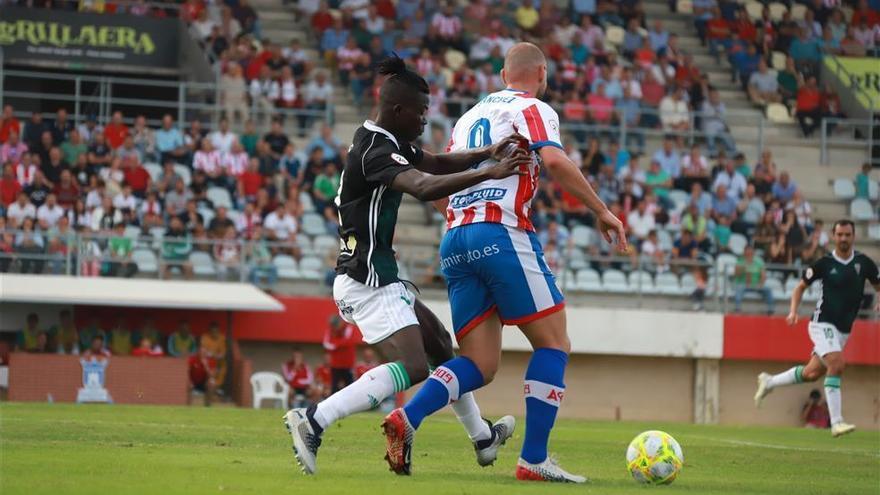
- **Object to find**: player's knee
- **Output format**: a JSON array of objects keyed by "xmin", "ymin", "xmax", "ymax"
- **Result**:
[
  {"xmin": 402, "ymin": 356, "xmax": 430, "ymax": 385},
  {"xmin": 826, "ymin": 362, "xmax": 845, "ymax": 376},
  {"xmin": 801, "ymin": 368, "xmax": 821, "ymax": 382}
]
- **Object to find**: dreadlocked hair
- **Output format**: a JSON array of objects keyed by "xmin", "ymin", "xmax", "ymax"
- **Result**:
[{"xmin": 378, "ymin": 55, "xmax": 429, "ymax": 95}]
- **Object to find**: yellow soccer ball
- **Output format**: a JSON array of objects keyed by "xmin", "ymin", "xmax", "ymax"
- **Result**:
[{"xmin": 625, "ymin": 430, "xmax": 684, "ymax": 485}]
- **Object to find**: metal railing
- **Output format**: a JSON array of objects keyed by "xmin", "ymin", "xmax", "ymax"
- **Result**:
[
  {"xmin": 820, "ymin": 116, "xmax": 879, "ymax": 167},
  {"xmin": 0, "ymin": 69, "xmax": 334, "ymax": 134},
  {"xmin": 3, "ymin": 229, "xmax": 876, "ymax": 318}
]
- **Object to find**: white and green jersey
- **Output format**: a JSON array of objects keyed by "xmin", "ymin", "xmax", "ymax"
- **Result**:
[{"xmin": 803, "ymin": 251, "xmax": 879, "ymax": 333}]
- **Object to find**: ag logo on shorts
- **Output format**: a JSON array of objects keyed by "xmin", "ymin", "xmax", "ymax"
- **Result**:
[{"xmin": 391, "ymin": 153, "xmax": 409, "ymax": 165}]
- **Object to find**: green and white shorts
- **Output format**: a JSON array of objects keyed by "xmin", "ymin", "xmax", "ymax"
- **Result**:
[
  {"xmin": 333, "ymin": 274, "xmax": 419, "ymax": 344},
  {"xmin": 808, "ymin": 321, "xmax": 850, "ymax": 358}
]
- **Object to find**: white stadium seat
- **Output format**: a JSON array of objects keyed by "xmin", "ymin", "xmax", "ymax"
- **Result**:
[
  {"xmin": 273, "ymin": 255, "xmax": 299, "ymax": 279},
  {"xmin": 729, "ymin": 233, "xmax": 748, "ymax": 256},
  {"xmin": 559, "ymin": 270, "xmax": 578, "ymax": 291},
  {"xmin": 790, "ymin": 3, "xmax": 807, "ymax": 20},
  {"xmin": 298, "ymin": 256, "xmax": 323, "ymax": 280},
  {"xmin": 198, "ymin": 207, "xmax": 214, "ymax": 228},
  {"xmin": 655, "ymin": 272, "xmax": 681, "ymax": 295},
  {"xmin": 628, "ymin": 270, "xmax": 655, "ymax": 294},
  {"xmin": 144, "ymin": 163, "xmax": 162, "ymax": 183},
  {"xmin": 249, "ymin": 372, "xmax": 289, "ymax": 409},
  {"xmin": 768, "ymin": 2, "xmax": 787, "ymax": 21},
  {"xmin": 765, "ymin": 278, "xmax": 786, "ymax": 300},
  {"xmin": 301, "ymin": 212, "xmax": 326, "ymax": 237},
  {"xmin": 850, "ymin": 198, "xmax": 875, "ymax": 221},
  {"xmin": 189, "ymin": 251, "xmax": 215, "ymax": 275},
  {"xmin": 716, "ymin": 253, "xmax": 739, "ymax": 276},
  {"xmin": 571, "ymin": 225, "xmax": 596, "ymax": 248},
  {"xmin": 676, "ymin": 0, "xmax": 693, "ymax": 14},
  {"xmin": 605, "ymin": 26, "xmax": 625, "ymax": 46},
  {"xmin": 207, "ymin": 187, "xmax": 233, "ymax": 210},
  {"xmin": 173, "ymin": 164, "xmax": 192, "ymax": 186},
  {"xmin": 576, "ymin": 269, "xmax": 602, "ymax": 291},
  {"xmin": 132, "ymin": 249, "xmax": 158, "ymax": 273},
  {"xmin": 766, "ymin": 102, "xmax": 795, "ymax": 124},
  {"xmin": 680, "ymin": 273, "xmax": 697, "ymax": 294},
  {"xmin": 299, "ymin": 191, "xmax": 315, "ymax": 212},
  {"xmin": 869, "ymin": 180, "xmax": 879, "ymax": 201},
  {"xmin": 868, "ymin": 223, "xmax": 880, "ymax": 241},
  {"xmin": 566, "ymin": 247, "xmax": 588, "ymax": 270},
  {"xmin": 602, "ymin": 269, "xmax": 630, "ymax": 293},
  {"xmin": 832, "ymin": 178, "xmax": 856, "ymax": 200}
]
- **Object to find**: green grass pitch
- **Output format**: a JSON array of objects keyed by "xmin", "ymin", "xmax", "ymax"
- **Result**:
[{"xmin": 1, "ymin": 402, "xmax": 878, "ymax": 494}]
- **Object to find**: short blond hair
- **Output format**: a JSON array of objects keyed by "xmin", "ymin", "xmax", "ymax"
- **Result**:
[{"xmin": 503, "ymin": 42, "xmax": 547, "ymax": 83}]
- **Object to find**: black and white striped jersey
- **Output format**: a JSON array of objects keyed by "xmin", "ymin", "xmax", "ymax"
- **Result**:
[{"xmin": 335, "ymin": 120, "xmax": 422, "ymax": 287}]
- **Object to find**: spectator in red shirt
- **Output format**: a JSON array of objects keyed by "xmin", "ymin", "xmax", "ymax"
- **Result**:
[
  {"xmin": 103, "ymin": 111, "xmax": 129, "ymax": 149},
  {"xmin": 314, "ymin": 353, "xmax": 332, "ymax": 399},
  {"xmin": 123, "ymin": 157, "xmax": 151, "ymax": 198},
  {"xmin": 323, "ymin": 315, "xmax": 360, "ymax": 394},
  {"xmin": 706, "ymin": 8, "xmax": 731, "ymax": 61},
  {"xmin": 587, "ymin": 83, "xmax": 614, "ymax": 125},
  {"xmin": 311, "ymin": 1, "xmax": 333, "ymax": 34},
  {"xmin": 801, "ymin": 389, "xmax": 830, "ymax": 428},
  {"xmin": 53, "ymin": 169, "xmax": 80, "ymax": 210},
  {"xmin": 355, "ymin": 348, "xmax": 380, "ymax": 379},
  {"xmin": 0, "ymin": 163, "xmax": 21, "ymax": 207},
  {"xmin": 732, "ymin": 9, "xmax": 757, "ymax": 42},
  {"xmin": 0, "ymin": 105, "xmax": 21, "ymax": 144},
  {"xmin": 131, "ymin": 337, "xmax": 164, "ymax": 357},
  {"xmin": 282, "ymin": 349, "xmax": 313, "ymax": 406},
  {"xmin": 795, "ymin": 75, "xmax": 823, "ymax": 137},
  {"xmin": 850, "ymin": 0, "xmax": 880, "ymax": 27},
  {"xmin": 188, "ymin": 345, "xmax": 217, "ymax": 406},
  {"xmin": 238, "ymin": 158, "xmax": 263, "ymax": 203}
]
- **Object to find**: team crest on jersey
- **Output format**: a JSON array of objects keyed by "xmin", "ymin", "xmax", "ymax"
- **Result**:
[
  {"xmin": 548, "ymin": 118, "xmax": 559, "ymax": 133},
  {"xmin": 391, "ymin": 153, "xmax": 409, "ymax": 165},
  {"xmin": 805, "ymin": 268, "xmax": 813, "ymax": 279}
]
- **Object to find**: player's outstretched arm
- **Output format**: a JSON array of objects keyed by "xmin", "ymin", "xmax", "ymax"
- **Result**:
[
  {"xmin": 391, "ymin": 150, "xmax": 530, "ymax": 202},
  {"xmin": 539, "ymin": 145, "xmax": 628, "ymax": 251},
  {"xmin": 787, "ymin": 280, "xmax": 808, "ymax": 325},
  {"xmin": 416, "ymin": 133, "xmax": 528, "ymax": 175}
]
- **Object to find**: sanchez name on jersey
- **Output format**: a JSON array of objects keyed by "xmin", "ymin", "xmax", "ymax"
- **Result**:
[
  {"xmin": 445, "ymin": 89, "xmax": 562, "ymax": 232},
  {"xmin": 335, "ymin": 121, "xmax": 422, "ymax": 287}
]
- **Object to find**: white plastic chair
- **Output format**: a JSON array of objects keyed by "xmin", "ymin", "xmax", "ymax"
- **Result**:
[
  {"xmin": 313, "ymin": 235, "xmax": 339, "ymax": 254},
  {"xmin": 299, "ymin": 191, "xmax": 315, "ymax": 212},
  {"xmin": 301, "ymin": 212, "xmax": 326, "ymax": 236},
  {"xmin": 729, "ymin": 233, "xmax": 748, "ymax": 256},
  {"xmin": 850, "ymin": 198, "xmax": 875, "ymax": 221},
  {"xmin": 770, "ymin": 50, "xmax": 786, "ymax": 70},
  {"xmin": 190, "ymin": 251, "xmax": 216, "ymax": 275},
  {"xmin": 207, "ymin": 187, "xmax": 233, "ymax": 210},
  {"xmin": 868, "ymin": 223, "xmax": 880, "ymax": 241},
  {"xmin": 571, "ymin": 225, "xmax": 596, "ymax": 248},
  {"xmin": 173, "ymin": 164, "xmax": 192, "ymax": 186},
  {"xmin": 869, "ymin": 180, "xmax": 878, "ymax": 201},
  {"xmin": 273, "ymin": 254, "xmax": 299, "ymax": 279},
  {"xmin": 745, "ymin": 0, "xmax": 763, "ymax": 20},
  {"xmin": 832, "ymin": 178, "xmax": 856, "ymax": 199},
  {"xmin": 576, "ymin": 268, "xmax": 602, "ymax": 291},
  {"xmin": 766, "ymin": 103, "xmax": 795, "ymax": 124},
  {"xmin": 602, "ymin": 269, "xmax": 630, "ymax": 293},
  {"xmin": 628, "ymin": 270, "xmax": 656, "ymax": 294},
  {"xmin": 790, "ymin": 3, "xmax": 807, "ymax": 20},
  {"xmin": 768, "ymin": 2, "xmax": 787, "ymax": 21},
  {"xmin": 132, "ymin": 249, "xmax": 158, "ymax": 273},
  {"xmin": 605, "ymin": 26, "xmax": 625, "ymax": 46},
  {"xmin": 198, "ymin": 207, "xmax": 215, "ymax": 228},
  {"xmin": 144, "ymin": 163, "xmax": 162, "ymax": 183},
  {"xmin": 298, "ymin": 256, "xmax": 323, "ymax": 280},
  {"xmin": 655, "ymin": 272, "xmax": 681, "ymax": 295},
  {"xmin": 676, "ymin": 0, "xmax": 693, "ymax": 14},
  {"xmin": 249, "ymin": 372, "xmax": 289, "ymax": 409}
]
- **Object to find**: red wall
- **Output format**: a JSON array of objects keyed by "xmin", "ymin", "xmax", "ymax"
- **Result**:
[{"xmin": 723, "ymin": 315, "xmax": 880, "ymax": 365}]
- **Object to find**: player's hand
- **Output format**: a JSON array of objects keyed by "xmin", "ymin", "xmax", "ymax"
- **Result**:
[
  {"xmin": 786, "ymin": 311, "xmax": 799, "ymax": 326},
  {"xmin": 484, "ymin": 149, "xmax": 530, "ymax": 179},
  {"xmin": 488, "ymin": 132, "xmax": 529, "ymax": 161},
  {"xmin": 596, "ymin": 209, "xmax": 628, "ymax": 252}
]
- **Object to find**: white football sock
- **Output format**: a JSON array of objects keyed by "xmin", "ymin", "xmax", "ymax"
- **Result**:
[
  {"xmin": 312, "ymin": 362, "xmax": 409, "ymax": 430},
  {"xmin": 768, "ymin": 365, "xmax": 804, "ymax": 389},
  {"xmin": 824, "ymin": 376, "xmax": 843, "ymax": 425},
  {"xmin": 452, "ymin": 392, "xmax": 491, "ymax": 442}
]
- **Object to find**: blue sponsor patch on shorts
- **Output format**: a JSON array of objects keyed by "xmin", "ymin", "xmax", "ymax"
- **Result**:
[{"xmin": 449, "ymin": 188, "xmax": 507, "ymax": 208}]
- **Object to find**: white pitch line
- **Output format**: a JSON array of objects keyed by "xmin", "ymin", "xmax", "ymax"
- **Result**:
[{"xmin": 689, "ymin": 435, "xmax": 880, "ymax": 458}]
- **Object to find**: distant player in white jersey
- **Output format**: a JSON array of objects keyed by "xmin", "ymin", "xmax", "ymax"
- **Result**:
[{"xmin": 382, "ymin": 43, "xmax": 627, "ymax": 482}]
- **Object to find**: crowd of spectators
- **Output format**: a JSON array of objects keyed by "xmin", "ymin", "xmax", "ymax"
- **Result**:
[
  {"xmin": 0, "ymin": 103, "xmax": 346, "ymax": 284},
  {"xmin": 685, "ymin": 0, "xmax": 878, "ymax": 137},
  {"xmin": 13, "ymin": 310, "xmax": 228, "ymax": 404}
]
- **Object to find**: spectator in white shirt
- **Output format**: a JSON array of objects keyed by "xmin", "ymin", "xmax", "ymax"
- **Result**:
[
  {"xmin": 235, "ymin": 201, "xmax": 263, "ymax": 239},
  {"xmin": 787, "ymin": 190, "xmax": 814, "ymax": 230},
  {"xmin": 299, "ymin": 71, "xmax": 334, "ymax": 137},
  {"xmin": 7, "ymin": 192, "xmax": 36, "ymax": 228},
  {"xmin": 364, "ymin": 5, "xmax": 385, "ymax": 34},
  {"xmin": 627, "ymin": 199, "xmax": 656, "ymax": 242},
  {"xmin": 659, "ymin": 86, "xmax": 690, "ymax": 133},
  {"xmin": 222, "ymin": 141, "xmax": 249, "ymax": 180},
  {"xmin": 700, "ymin": 89, "xmax": 736, "ymax": 156},
  {"xmin": 208, "ymin": 118, "xmax": 238, "ymax": 155},
  {"xmin": 747, "ymin": 59, "xmax": 782, "ymax": 105},
  {"xmin": 36, "ymin": 193, "xmax": 65, "ymax": 229},
  {"xmin": 712, "ymin": 158, "xmax": 748, "ymax": 200},
  {"xmin": 193, "ymin": 140, "xmax": 223, "ymax": 185},
  {"xmin": 278, "ymin": 66, "xmax": 298, "ymax": 109},
  {"xmin": 617, "ymin": 154, "xmax": 647, "ymax": 197},
  {"xmin": 113, "ymin": 184, "xmax": 138, "ymax": 212},
  {"xmin": 680, "ymin": 145, "xmax": 709, "ymax": 180},
  {"xmin": 220, "ymin": 64, "xmax": 249, "ymax": 126},
  {"xmin": 263, "ymin": 203, "xmax": 298, "ymax": 241},
  {"xmin": 249, "ymin": 66, "xmax": 280, "ymax": 124}
]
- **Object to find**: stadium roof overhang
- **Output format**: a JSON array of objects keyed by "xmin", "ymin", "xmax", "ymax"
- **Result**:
[{"xmin": 0, "ymin": 274, "xmax": 284, "ymax": 312}]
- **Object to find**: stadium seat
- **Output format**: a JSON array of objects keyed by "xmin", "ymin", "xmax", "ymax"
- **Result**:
[
  {"xmin": 559, "ymin": 270, "xmax": 578, "ymax": 290},
  {"xmin": 657, "ymin": 229, "xmax": 674, "ymax": 251},
  {"xmin": 249, "ymin": 372, "xmax": 289, "ymax": 409},
  {"xmin": 850, "ymin": 198, "xmax": 875, "ymax": 221},
  {"xmin": 576, "ymin": 268, "xmax": 602, "ymax": 291},
  {"xmin": 199, "ymin": 207, "xmax": 215, "ymax": 228},
  {"xmin": 173, "ymin": 164, "xmax": 191, "ymax": 186},
  {"xmin": 144, "ymin": 163, "xmax": 162, "ymax": 183},
  {"xmin": 705, "ymin": 276, "xmax": 717, "ymax": 296},
  {"xmin": 680, "ymin": 273, "xmax": 698, "ymax": 295},
  {"xmin": 868, "ymin": 223, "xmax": 880, "ymax": 241},
  {"xmin": 768, "ymin": 2, "xmax": 787, "ymax": 21},
  {"xmin": 832, "ymin": 178, "xmax": 856, "ymax": 200},
  {"xmin": 803, "ymin": 284, "xmax": 820, "ymax": 302},
  {"xmin": 132, "ymin": 249, "xmax": 158, "ymax": 273},
  {"xmin": 189, "ymin": 251, "xmax": 216, "ymax": 275},
  {"xmin": 602, "ymin": 269, "xmax": 630, "ymax": 293},
  {"xmin": 784, "ymin": 277, "xmax": 800, "ymax": 297},
  {"xmin": 605, "ymin": 26, "xmax": 625, "ymax": 46},
  {"xmin": 571, "ymin": 225, "xmax": 596, "ymax": 248},
  {"xmin": 298, "ymin": 256, "xmax": 323, "ymax": 280},
  {"xmin": 297, "ymin": 235, "xmax": 314, "ymax": 256},
  {"xmin": 668, "ymin": 190, "xmax": 689, "ymax": 212},
  {"xmin": 716, "ymin": 253, "xmax": 738, "ymax": 276},
  {"xmin": 766, "ymin": 103, "xmax": 795, "ymax": 124},
  {"xmin": 207, "ymin": 187, "xmax": 233, "ymax": 210},
  {"xmin": 566, "ymin": 247, "xmax": 588, "ymax": 270},
  {"xmin": 655, "ymin": 272, "xmax": 681, "ymax": 295},
  {"xmin": 869, "ymin": 180, "xmax": 878, "ymax": 202},
  {"xmin": 790, "ymin": 3, "xmax": 807, "ymax": 20},
  {"xmin": 301, "ymin": 212, "xmax": 326, "ymax": 236},
  {"xmin": 299, "ymin": 191, "xmax": 315, "ymax": 212},
  {"xmin": 273, "ymin": 255, "xmax": 299, "ymax": 279},
  {"xmin": 313, "ymin": 235, "xmax": 338, "ymax": 254},
  {"xmin": 766, "ymin": 278, "xmax": 786, "ymax": 300},
  {"xmin": 729, "ymin": 233, "xmax": 748, "ymax": 256},
  {"xmin": 444, "ymin": 49, "xmax": 467, "ymax": 71},
  {"xmin": 149, "ymin": 226, "xmax": 166, "ymax": 250},
  {"xmin": 676, "ymin": 0, "xmax": 693, "ymax": 13},
  {"xmin": 226, "ymin": 209, "xmax": 241, "ymax": 226},
  {"xmin": 628, "ymin": 270, "xmax": 655, "ymax": 294},
  {"xmin": 124, "ymin": 225, "xmax": 142, "ymax": 239},
  {"xmin": 770, "ymin": 51, "xmax": 786, "ymax": 70},
  {"xmin": 745, "ymin": 0, "xmax": 763, "ymax": 19}
]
